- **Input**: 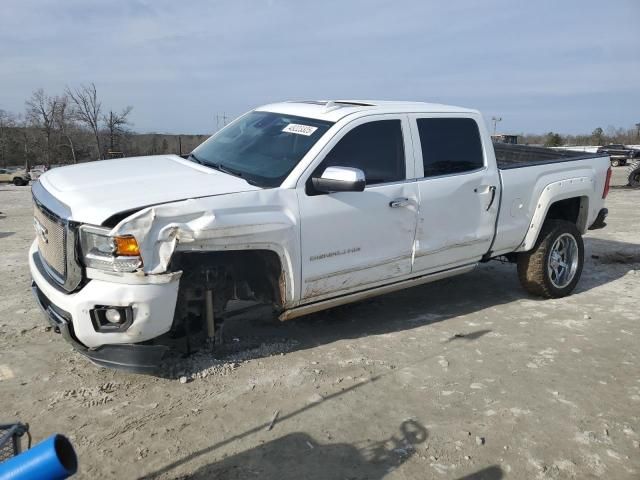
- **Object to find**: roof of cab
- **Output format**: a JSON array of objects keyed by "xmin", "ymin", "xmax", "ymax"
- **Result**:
[{"xmin": 255, "ymin": 100, "xmax": 477, "ymax": 122}]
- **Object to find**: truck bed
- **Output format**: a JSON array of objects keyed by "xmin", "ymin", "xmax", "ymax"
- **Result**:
[
  {"xmin": 494, "ymin": 143, "xmax": 602, "ymax": 170},
  {"xmin": 491, "ymin": 145, "xmax": 610, "ymax": 256}
]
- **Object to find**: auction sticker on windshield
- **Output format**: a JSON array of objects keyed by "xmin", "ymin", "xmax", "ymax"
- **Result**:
[{"xmin": 282, "ymin": 123, "xmax": 318, "ymax": 136}]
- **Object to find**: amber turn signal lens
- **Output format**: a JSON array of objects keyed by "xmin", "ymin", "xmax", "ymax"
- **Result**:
[{"xmin": 114, "ymin": 236, "xmax": 140, "ymax": 256}]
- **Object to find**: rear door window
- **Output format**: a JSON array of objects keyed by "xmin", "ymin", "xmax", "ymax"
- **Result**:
[{"xmin": 416, "ymin": 118, "xmax": 484, "ymax": 177}]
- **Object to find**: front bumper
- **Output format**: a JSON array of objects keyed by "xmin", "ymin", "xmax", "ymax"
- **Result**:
[
  {"xmin": 31, "ymin": 282, "xmax": 168, "ymax": 373},
  {"xmin": 29, "ymin": 240, "xmax": 180, "ymax": 373}
]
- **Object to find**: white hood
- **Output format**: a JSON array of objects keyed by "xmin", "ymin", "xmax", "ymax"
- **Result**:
[{"xmin": 38, "ymin": 155, "xmax": 261, "ymax": 224}]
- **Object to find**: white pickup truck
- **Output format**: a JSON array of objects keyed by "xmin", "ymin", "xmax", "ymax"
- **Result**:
[{"xmin": 29, "ymin": 100, "xmax": 611, "ymax": 372}]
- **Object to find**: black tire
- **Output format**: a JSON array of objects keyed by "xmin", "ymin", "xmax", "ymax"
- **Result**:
[
  {"xmin": 517, "ymin": 220, "xmax": 584, "ymax": 298},
  {"xmin": 628, "ymin": 160, "xmax": 640, "ymax": 188},
  {"xmin": 12, "ymin": 177, "xmax": 24, "ymax": 186},
  {"xmin": 611, "ymin": 158, "xmax": 620, "ymax": 167}
]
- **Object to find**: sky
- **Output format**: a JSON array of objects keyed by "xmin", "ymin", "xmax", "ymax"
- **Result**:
[{"xmin": 1, "ymin": 0, "xmax": 639, "ymax": 135}]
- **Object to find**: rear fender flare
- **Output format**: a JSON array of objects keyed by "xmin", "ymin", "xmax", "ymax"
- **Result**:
[{"xmin": 518, "ymin": 177, "xmax": 591, "ymax": 252}]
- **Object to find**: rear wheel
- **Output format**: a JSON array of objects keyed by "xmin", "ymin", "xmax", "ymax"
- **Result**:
[
  {"xmin": 517, "ymin": 220, "xmax": 584, "ymax": 298},
  {"xmin": 611, "ymin": 158, "xmax": 620, "ymax": 167},
  {"xmin": 12, "ymin": 177, "xmax": 24, "ymax": 186},
  {"xmin": 628, "ymin": 160, "xmax": 640, "ymax": 188}
]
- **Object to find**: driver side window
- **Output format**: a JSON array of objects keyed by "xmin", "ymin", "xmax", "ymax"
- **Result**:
[{"xmin": 310, "ymin": 120, "xmax": 406, "ymax": 190}]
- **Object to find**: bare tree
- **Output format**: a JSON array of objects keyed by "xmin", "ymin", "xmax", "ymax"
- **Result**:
[
  {"xmin": 54, "ymin": 96, "xmax": 78, "ymax": 164},
  {"xmin": 25, "ymin": 89, "xmax": 58, "ymax": 166},
  {"xmin": 16, "ymin": 116, "xmax": 38, "ymax": 171},
  {"xmin": 103, "ymin": 106, "xmax": 133, "ymax": 155},
  {"xmin": 0, "ymin": 109, "xmax": 17, "ymax": 167},
  {"xmin": 66, "ymin": 83, "xmax": 103, "ymax": 159}
]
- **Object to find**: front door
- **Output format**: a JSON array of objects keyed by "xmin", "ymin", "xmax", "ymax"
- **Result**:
[{"xmin": 298, "ymin": 115, "xmax": 419, "ymax": 301}]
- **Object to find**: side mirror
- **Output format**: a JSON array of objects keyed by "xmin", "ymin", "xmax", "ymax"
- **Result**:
[{"xmin": 312, "ymin": 166, "xmax": 366, "ymax": 193}]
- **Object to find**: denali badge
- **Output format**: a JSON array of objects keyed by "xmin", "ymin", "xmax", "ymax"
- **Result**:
[
  {"xmin": 34, "ymin": 217, "xmax": 48, "ymax": 244},
  {"xmin": 310, "ymin": 247, "xmax": 361, "ymax": 261}
]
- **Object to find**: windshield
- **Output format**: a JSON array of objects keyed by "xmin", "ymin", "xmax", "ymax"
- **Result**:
[{"xmin": 191, "ymin": 111, "xmax": 333, "ymax": 187}]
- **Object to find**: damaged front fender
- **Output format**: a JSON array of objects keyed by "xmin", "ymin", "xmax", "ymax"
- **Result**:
[{"xmin": 109, "ymin": 189, "xmax": 301, "ymax": 305}]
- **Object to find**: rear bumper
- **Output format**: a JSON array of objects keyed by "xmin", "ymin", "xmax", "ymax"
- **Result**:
[{"xmin": 588, "ymin": 208, "xmax": 608, "ymax": 230}]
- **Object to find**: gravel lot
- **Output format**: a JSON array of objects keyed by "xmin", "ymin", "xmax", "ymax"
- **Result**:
[{"xmin": 0, "ymin": 168, "xmax": 638, "ymax": 479}]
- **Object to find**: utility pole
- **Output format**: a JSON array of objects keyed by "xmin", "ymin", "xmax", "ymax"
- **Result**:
[
  {"xmin": 215, "ymin": 113, "xmax": 231, "ymax": 132},
  {"xmin": 109, "ymin": 111, "xmax": 115, "ymax": 152},
  {"xmin": 23, "ymin": 130, "xmax": 30, "ymax": 172},
  {"xmin": 491, "ymin": 116, "xmax": 502, "ymax": 135}
]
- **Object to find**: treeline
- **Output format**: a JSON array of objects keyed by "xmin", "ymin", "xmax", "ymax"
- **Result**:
[
  {"xmin": 2, "ymin": 84, "xmax": 639, "ymax": 168},
  {"xmin": 0, "ymin": 84, "xmax": 208, "ymax": 169},
  {"xmin": 520, "ymin": 126, "xmax": 640, "ymax": 147}
]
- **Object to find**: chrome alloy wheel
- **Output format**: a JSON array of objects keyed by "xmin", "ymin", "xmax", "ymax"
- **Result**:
[{"xmin": 547, "ymin": 233, "xmax": 579, "ymax": 289}]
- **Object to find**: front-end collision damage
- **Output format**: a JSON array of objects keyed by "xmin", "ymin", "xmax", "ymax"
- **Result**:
[
  {"xmin": 110, "ymin": 198, "xmax": 217, "ymax": 275},
  {"xmin": 108, "ymin": 190, "xmax": 300, "ymax": 307},
  {"xmin": 99, "ymin": 189, "xmax": 301, "ymax": 360}
]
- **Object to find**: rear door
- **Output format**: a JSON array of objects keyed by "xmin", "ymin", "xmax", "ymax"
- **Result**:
[
  {"xmin": 409, "ymin": 114, "xmax": 500, "ymax": 273},
  {"xmin": 297, "ymin": 115, "xmax": 419, "ymax": 301}
]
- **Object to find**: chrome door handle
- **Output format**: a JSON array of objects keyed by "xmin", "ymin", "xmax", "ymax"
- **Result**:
[{"xmin": 389, "ymin": 197, "xmax": 410, "ymax": 208}]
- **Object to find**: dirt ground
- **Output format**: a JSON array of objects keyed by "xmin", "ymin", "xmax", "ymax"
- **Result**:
[{"xmin": 0, "ymin": 168, "xmax": 638, "ymax": 479}]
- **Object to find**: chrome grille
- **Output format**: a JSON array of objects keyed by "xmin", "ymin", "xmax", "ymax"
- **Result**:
[
  {"xmin": 31, "ymin": 182, "xmax": 83, "ymax": 292},
  {"xmin": 34, "ymin": 204, "xmax": 66, "ymax": 280}
]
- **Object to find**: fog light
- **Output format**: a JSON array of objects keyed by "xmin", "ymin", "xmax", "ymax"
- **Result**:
[
  {"xmin": 104, "ymin": 309, "xmax": 122, "ymax": 324},
  {"xmin": 90, "ymin": 306, "xmax": 133, "ymax": 332}
]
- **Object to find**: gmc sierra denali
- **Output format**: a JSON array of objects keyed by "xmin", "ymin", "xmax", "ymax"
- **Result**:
[{"xmin": 29, "ymin": 100, "xmax": 611, "ymax": 372}]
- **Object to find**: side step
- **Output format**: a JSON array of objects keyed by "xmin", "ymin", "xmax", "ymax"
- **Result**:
[{"xmin": 279, "ymin": 264, "xmax": 476, "ymax": 321}]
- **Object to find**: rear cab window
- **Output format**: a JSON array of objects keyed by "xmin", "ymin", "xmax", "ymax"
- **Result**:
[
  {"xmin": 415, "ymin": 117, "xmax": 484, "ymax": 178},
  {"xmin": 308, "ymin": 119, "xmax": 406, "ymax": 192}
]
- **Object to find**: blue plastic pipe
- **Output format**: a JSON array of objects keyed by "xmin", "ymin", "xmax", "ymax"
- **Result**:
[{"xmin": 0, "ymin": 434, "xmax": 77, "ymax": 480}]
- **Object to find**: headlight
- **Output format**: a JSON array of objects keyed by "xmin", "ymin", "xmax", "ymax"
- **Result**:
[{"xmin": 79, "ymin": 225, "xmax": 142, "ymax": 272}]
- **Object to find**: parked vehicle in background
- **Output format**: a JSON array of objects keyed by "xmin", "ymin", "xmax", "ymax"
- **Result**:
[
  {"xmin": 0, "ymin": 168, "xmax": 30, "ymax": 186},
  {"xmin": 29, "ymin": 100, "xmax": 611, "ymax": 373},
  {"xmin": 491, "ymin": 134, "xmax": 518, "ymax": 144},
  {"xmin": 29, "ymin": 165, "xmax": 48, "ymax": 181},
  {"xmin": 596, "ymin": 144, "xmax": 640, "ymax": 167}
]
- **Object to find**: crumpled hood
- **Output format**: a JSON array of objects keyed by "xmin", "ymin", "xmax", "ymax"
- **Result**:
[{"xmin": 38, "ymin": 154, "xmax": 261, "ymax": 224}]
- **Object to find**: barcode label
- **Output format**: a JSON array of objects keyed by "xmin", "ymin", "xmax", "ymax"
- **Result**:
[{"xmin": 282, "ymin": 124, "xmax": 318, "ymax": 136}]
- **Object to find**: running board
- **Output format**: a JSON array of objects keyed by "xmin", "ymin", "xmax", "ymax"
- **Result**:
[{"xmin": 279, "ymin": 264, "xmax": 476, "ymax": 321}]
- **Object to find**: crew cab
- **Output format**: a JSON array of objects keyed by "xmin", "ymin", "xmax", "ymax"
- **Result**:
[{"xmin": 29, "ymin": 100, "xmax": 611, "ymax": 372}]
